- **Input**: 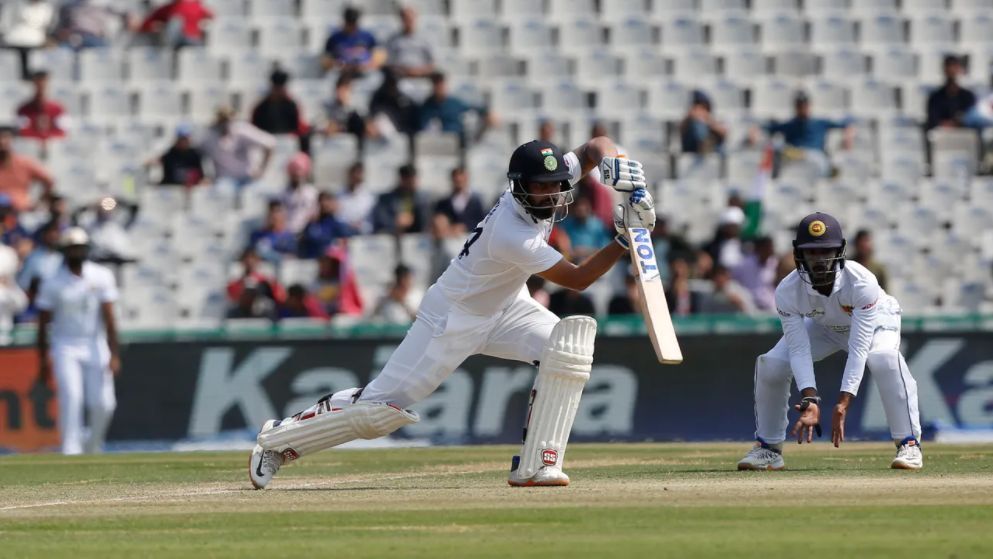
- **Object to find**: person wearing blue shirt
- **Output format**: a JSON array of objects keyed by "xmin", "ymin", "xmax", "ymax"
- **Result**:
[
  {"xmin": 321, "ymin": 6, "xmax": 384, "ymax": 75},
  {"xmin": 249, "ymin": 201, "xmax": 298, "ymax": 262},
  {"xmin": 298, "ymin": 192, "xmax": 355, "ymax": 259},
  {"xmin": 560, "ymin": 195, "xmax": 611, "ymax": 260},
  {"xmin": 765, "ymin": 91, "xmax": 853, "ymax": 176},
  {"xmin": 417, "ymin": 72, "xmax": 491, "ymax": 144}
]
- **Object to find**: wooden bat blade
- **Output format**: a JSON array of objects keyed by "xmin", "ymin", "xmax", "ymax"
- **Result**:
[{"xmin": 626, "ymin": 227, "xmax": 683, "ymax": 365}]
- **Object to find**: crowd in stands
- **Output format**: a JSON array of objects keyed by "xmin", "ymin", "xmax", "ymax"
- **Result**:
[{"xmin": 1, "ymin": 0, "xmax": 992, "ymax": 334}]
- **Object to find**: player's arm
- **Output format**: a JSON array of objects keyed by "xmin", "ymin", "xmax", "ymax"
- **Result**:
[
  {"xmin": 538, "ymin": 241, "xmax": 627, "ymax": 292},
  {"xmin": 36, "ymin": 309, "xmax": 52, "ymax": 384},
  {"xmin": 101, "ymin": 302, "xmax": 121, "ymax": 375},
  {"xmin": 570, "ymin": 136, "xmax": 619, "ymax": 177},
  {"xmin": 775, "ymin": 290, "xmax": 822, "ymax": 443},
  {"xmin": 832, "ymin": 280, "xmax": 881, "ymax": 446}
]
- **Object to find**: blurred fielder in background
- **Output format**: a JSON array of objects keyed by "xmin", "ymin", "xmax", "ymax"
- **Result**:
[
  {"xmin": 250, "ymin": 136, "xmax": 651, "ymax": 489},
  {"xmin": 36, "ymin": 227, "xmax": 121, "ymax": 455},
  {"xmin": 738, "ymin": 212, "xmax": 923, "ymax": 471}
]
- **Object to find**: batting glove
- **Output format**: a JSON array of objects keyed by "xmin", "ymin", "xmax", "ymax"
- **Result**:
[
  {"xmin": 599, "ymin": 156, "xmax": 646, "ymax": 192},
  {"xmin": 613, "ymin": 188, "xmax": 657, "ymax": 248}
]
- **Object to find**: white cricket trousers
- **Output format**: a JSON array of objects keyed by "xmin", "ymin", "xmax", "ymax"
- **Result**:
[
  {"xmin": 51, "ymin": 339, "xmax": 116, "ymax": 455},
  {"xmin": 358, "ymin": 285, "xmax": 560, "ymax": 408},
  {"xmin": 753, "ymin": 299, "xmax": 921, "ymax": 444}
]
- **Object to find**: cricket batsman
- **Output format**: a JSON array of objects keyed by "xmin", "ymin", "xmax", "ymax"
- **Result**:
[
  {"xmin": 737, "ymin": 212, "xmax": 923, "ymax": 471},
  {"xmin": 249, "ymin": 137, "xmax": 650, "ymax": 488}
]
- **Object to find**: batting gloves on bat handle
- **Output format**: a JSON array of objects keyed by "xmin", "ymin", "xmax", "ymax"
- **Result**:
[
  {"xmin": 614, "ymin": 187, "xmax": 656, "ymax": 249},
  {"xmin": 599, "ymin": 156, "xmax": 646, "ymax": 192}
]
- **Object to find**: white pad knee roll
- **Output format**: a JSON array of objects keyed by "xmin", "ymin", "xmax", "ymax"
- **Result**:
[
  {"xmin": 515, "ymin": 316, "xmax": 596, "ymax": 480},
  {"xmin": 258, "ymin": 402, "xmax": 419, "ymax": 458}
]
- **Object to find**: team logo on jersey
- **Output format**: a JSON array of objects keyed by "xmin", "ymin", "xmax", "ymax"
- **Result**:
[
  {"xmin": 541, "ymin": 449, "xmax": 558, "ymax": 466},
  {"xmin": 808, "ymin": 220, "xmax": 827, "ymax": 237},
  {"xmin": 840, "ymin": 304, "xmax": 854, "ymax": 315},
  {"xmin": 543, "ymin": 155, "xmax": 558, "ymax": 171}
]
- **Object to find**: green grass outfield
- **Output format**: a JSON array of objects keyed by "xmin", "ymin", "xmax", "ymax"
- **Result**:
[{"xmin": 2, "ymin": 443, "xmax": 993, "ymax": 558}]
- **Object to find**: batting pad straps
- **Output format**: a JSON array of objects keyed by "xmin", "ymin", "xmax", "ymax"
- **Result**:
[
  {"xmin": 517, "ymin": 316, "xmax": 596, "ymax": 480},
  {"xmin": 258, "ymin": 402, "xmax": 419, "ymax": 458}
]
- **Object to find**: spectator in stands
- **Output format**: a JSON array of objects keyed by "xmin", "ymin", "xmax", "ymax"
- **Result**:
[
  {"xmin": 764, "ymin": 91, "xmax": 853, "ymax": 176},
  {"xmin": 652, "ymin": 215, "xmax": 692, "ymax": 284},
  {"xmin": 731, "ymin": 235, "xmax": 777, "ymax": 312},
  {"xmin": 319, "ymin": 72, "xmax": 366, "ymax": 141},
  {"xmin": 433, "ymin": 166, "xmax": 485, "ymax": 235},
  {"xmin": 16, "ymin": 70, "xmax": 66, "ymax": 142},
  {"xmin": 0, "ymin": 234, "xmax": 27, "ymax": 345},
  {"xmin": 81, "ymin": 197, "xmax": 138, "ymax": 264},
  {"xmin": 367, "ymin": 68, "xmax": 418, "ymax": 141},
  {"xmin": 560, "ymin": 195, "xmax": 611, "ymax": 260},
  {"xmin": 699, "ymin": 264, "xmax": 755, "ymax": 314},
  {"xmin": 252, "ymin": 69, "xmax": 309, "ymax": 152},
  {"xmin": 201, "ymin": 107, "xmax": 275, "ymax": 188},
  {"xmin": 248, "ymin": 200, "xmax": 297, "ymax": 262},
  {"xmin": 371, "ymin": 164, "xmax": 431, "ymax": 235},
  {"xmin": 385, "ymin": 6, "xmax": 435, "ymax": 79},
  {"xmin": 1, "ymin": 0, "xmax": 56, "ymax": 79},
  {"xmin": 417, "ymin": 72, "xmax": 492, "ymax": 144},
  {"xmin": 279, "ymin": 152, "xmax": 318, "ymax": 234},
  {"xmin": 55, "ymin": 0, "xmax": 131, "ymax": 50},
  {"xmin": 371, "ymin": 264, "xmax": 419, "ymax": 325},
  {"xmin": 575, "ymin": 174, "xmax": 615, "ymax": 232},
  {"xmin": 15, "ymin": 218, "xmax": 59, "ymax": 313},
  {"xmin": 0, "ymin": 127, "xmax": 54, "ymax": 212},
  {"xmin": 226, "ymin": 247, "xmax": 285, "ymax": 307},
  {"xmin": 41, "ymin": 193, "xmax": 70, "ymax": 232},
  {"xmin": 336, "ymin": 161, "xmax": 374, "ymax": 234},
  {"xmin": 537, "ymin": 118, "xmax": 557, "ymax": 144},
  {"xmin": 704, "ymin": 206, "xmax": 746, "ymax": 269},
  {"xmin": 227, "ymin": 284, "xmax": 276, "ymax": 320},
  {"xmin": 136, "ymin": 0, "xmax": 213, "ymax": 48},
  {"xmin": 850, "ymin": 229, "xmax": 889, "ymax": 291},
  {"xmin": 311, "ymin": 245, "xmax": 363, "ymax": 316},
  {"xmin": 277, "ymin": 284, "xmax": 329, "ymax": 320},
  {"xmin": 154, "ymin": 124, "xmax": 204, "ymax": 186},
  {"xmin": 667, "ymin": 256, "xmax": 701, "ymax": 316},
  {"xmin": 548, "ymin": 287, "xmax": 596, "ymax": 317},
  {"xmin": 320, "ymin": 6, "xmax": 384, "ymax": 75},
  {"xmin": 298, "ymin": 192, "xmax": 354, "ymax": 259},
  {"xmin": 607, "ymin": 273, "xmax": 640, "ymax": 316},
  {"xmin": 680, "ymin": 90, "xmax": 726, "ymax": 155},
  {"xmin": 926, "ymin": 54, "xmax": 976, "ymax": 131}
]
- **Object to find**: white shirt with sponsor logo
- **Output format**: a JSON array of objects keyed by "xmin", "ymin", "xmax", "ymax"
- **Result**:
[
  {"xmin": 774, "ymin": 260, "xmax": 896, "ymax": 395},
  {"xmin": 36, "ymin": 262, "xmax": 119, "ymax": 344},
  {"xmin": 432, "ymin": 152, "xmax": 582, "ymax": 316}
]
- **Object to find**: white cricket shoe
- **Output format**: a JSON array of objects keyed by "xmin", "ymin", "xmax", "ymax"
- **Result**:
[
  {"xmin": 891, "ymin": 439, "xmax": 923, "ymax": 470},
  {"xmin": 249, "ymin": 419, "xmax": 285, "ymax": 489},
  {"xmin": 508, "ymin": 466, "xmax": 571, "ymax": 487},
  {"xmin": 737, "ymin": 445, "xmax": 785, "ymax": 471}
]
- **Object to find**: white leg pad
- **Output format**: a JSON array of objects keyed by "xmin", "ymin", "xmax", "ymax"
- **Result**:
[
  {"xmin": 258, "ymin": 401, "xmax": 419, "ymax": 459},
  {"xmin": 511, "ymin": 316, "xmax": 596, "ymax": 482}
]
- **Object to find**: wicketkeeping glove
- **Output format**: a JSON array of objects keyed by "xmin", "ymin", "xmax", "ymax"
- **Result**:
[{"xmin": 599, "ymin": 156, "xmax": 646, "ymax": 192}]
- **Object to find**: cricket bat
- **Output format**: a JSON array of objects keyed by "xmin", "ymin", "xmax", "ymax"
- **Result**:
[{"xmin": 626, "ymin": 227, "xmax": 683, "ymax": 365}]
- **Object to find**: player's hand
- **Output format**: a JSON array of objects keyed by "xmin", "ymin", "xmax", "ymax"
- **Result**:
[
  {"xmin": 109, "ymin": 353, "xmax": 122, "ymax": 376},
  {"xmin": 791, "ymin": 402, "xmax": 821, "ymax": 444},
  {"xmin": 628, "ymin": 188, "xmax": 656, "ymax": 230},
  {"xmin": 832, "ymin": 403, "xmax": 847, "ymax": 448},
  {"xmin": 599, "ymin": 157, "xmax": 645, "ymax": 192}
]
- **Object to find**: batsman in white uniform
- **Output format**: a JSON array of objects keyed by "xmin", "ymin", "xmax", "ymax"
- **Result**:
[
  {"xmin": 737, "ymin": 212, "xmax": 923, "ymax": 471},
  {"xmin": 250, "ymin": 137, "xmax": 653, "ymax": 488},
  {"xmin": 36, "ymin": 228, "xmax": 122, "ymax": 455}
]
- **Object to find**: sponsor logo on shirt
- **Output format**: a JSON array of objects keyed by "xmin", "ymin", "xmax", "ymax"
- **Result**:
[
  {"xmin": 861, "ymin": 300, "xmax": 877, "ymax": 310},
  {"xmin": 777, "ymin": 308, "xmax": 791, "ymax": 317},
  {"xmin": 804, "ymin": 309, "xmax": 824, "ymax": 318}
]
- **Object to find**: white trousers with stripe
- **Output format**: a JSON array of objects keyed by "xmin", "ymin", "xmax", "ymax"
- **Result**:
[{"xmin": 753, "ymin": 306, "xmax": 921, "ymax": 444}]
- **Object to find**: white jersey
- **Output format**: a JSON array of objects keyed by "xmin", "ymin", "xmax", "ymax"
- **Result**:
[
  {"xmin": 432, "ymin": 152, "xmax": 582, "ymax": 316},
  {"xmin": 36, "ymin": 261, "xmax": 119, "ymax": 344},
  {"xmin": 774, "ymin": 260, "xmax": 899, "ymax": 395}
]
